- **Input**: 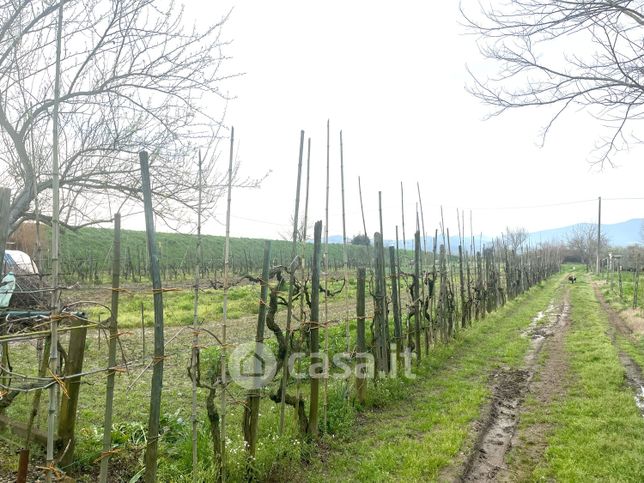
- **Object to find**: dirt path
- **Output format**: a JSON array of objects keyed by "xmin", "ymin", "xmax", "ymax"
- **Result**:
[
  {"xmin": 497, "ymin": 289, "xmax": 571, "ymax": 481},
  {"xmin": 460, "ymin": 288, "xmax": 571, "ymax": 482},
  {"xmin": 593, "ymin": 285, "xmax": 644, "ymax": 417}
]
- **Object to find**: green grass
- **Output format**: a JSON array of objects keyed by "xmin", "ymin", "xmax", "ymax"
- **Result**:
[
  {"xmin": 598, "ymin": 269, "xmax": 644, "ymax": 312},
  {"xmin": 289, "ymin": 275, "xmax": 563, "ymax": 482},
  {"xmin": 1, "ymin": 271, "xmax": 559, "ymax": 482},
  {"xmin": 78, "ymin": 276, "xmax": 351, "ymax": 328},
  {"xmin": 524, "ymin": 276, "xmax": 644, "ymax": 481},
  {"xmin": 593, "ymin": 271, "xmax": 644, "ymax": 387}
]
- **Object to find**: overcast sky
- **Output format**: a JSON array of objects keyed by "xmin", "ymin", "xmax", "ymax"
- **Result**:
[{"xmin": 175, "ymin": 0, "xmax": 644, "ymax": 242}]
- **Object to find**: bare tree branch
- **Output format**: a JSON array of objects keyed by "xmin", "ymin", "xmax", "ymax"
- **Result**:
[
  {"xmin": 1, "ymin": 0, "xmax": 261, "ymax": 235},
  {"xmin": 462, "ymin": 0, "xmax": 644, "ymax": 165}
]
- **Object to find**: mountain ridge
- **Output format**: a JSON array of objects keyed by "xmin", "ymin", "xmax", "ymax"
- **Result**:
[{"xmin": 333, "ymin": 218, "xmax": 643, "ymax": 248}]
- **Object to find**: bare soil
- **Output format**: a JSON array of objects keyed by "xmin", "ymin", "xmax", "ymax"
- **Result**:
[
  {"xmin": 497, "ymin": 291, "xmax": 571, "ymax": 481},
  {"xmin": 460, "ymin": 290, "xmax": 571, "ymax": 482}
]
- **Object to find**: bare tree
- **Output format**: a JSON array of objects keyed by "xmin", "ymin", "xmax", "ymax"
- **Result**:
[
  {"xmin": 505, "ymin": 226, "xmax": 529, "ymax": 252},
  {"xmin": 1, "ymin": 0, "xmax": 260, "ymax": 235},
  {"xmin": 567, "ymin": 223, "xmax": 610, "ymax": 268},
  {"xmin": 462, "ymin": 0, "xmax": 644, "ymax": 165},
  {"xmin": 279, "ymin": 215, "xmax": 311, "ymax": 243}
]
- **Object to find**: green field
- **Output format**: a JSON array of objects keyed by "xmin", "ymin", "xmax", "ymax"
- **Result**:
[{"xmin": 53, "ymin": 226, "xmax": 371, "ymax": 282}]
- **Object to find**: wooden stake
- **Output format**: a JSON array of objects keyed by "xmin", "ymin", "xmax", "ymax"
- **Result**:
[
  {"xmin": 0, "ymin": 187, "xmax": 10, "ymax": 275},
  {"xmin": 323, "ymin": 121, "xmax": 330, "ymax": 432},
  {"xmin": 395, "ymin": 225, "xmax": 403, "ymax": 346},
  {"xmin": 0, "ymin": 188, "xmax": 10, "ymax": 392},
  {"xmin": 190, "ymin": 151, "xmax": 203, "ymax": 481},
  {"xmin": 244, "ymin": 241, "xmax": 271, "ymax": 462},
  {"xmin": 340, "ymin": 130, "xmax": 350, "ymax": 353},
  {"xmin": 373, "ymin": 232, "xmax": 388, "ymax": 373},
  {"xmin": 389, "ymin": 246, "xmax": 402, "ymax": 355},
  {"xmin": 358, "ymin": 176, "xmax": 371, "ymax": 266},
  {"xmin": 141, "ymin": 151, "xmax": 166, "ymax": 483},
  {"xmin": 634, "ymin": 255, "xmax": 640, "ymax": 309},
  {"xmin": 414, "ymin": 230, "xmax": 421, "ymax": 362},
  {"xmin": 22, "ymin": 339, "xmax": 52, "ymax": 482},
  {"xmin": 416, "ymin": 182, "xmax": 427, "ymax": 256},
  {"xmin": 99, "ymin": 213, "xmax": 121, "ymax": 483},
  {"xmin": 401, "ymin": 182, "xmax": 407, "ymax": 252},
  {"xmin": 279, "ymin": 130, "xmax": 305, "ymax": 434},
  {"xmin": 220, "ymin": 127, "xmax": 235, "ymax": 482},
  {"xmin": 308, "ymin": 221, "xmax": 323, "ymax": 438},
  {"xmin": 296, "ymin": 138, "xmax": 312, "ymax": 404},
  {"xmin": 356, "ymin": 267, "xmax": 367, "ymax": 404},
  {"xmin": 140, "ymin": 302, "xmax": 146, "ymax": 358},
  {"xmin": 47, "ymin": 5, "xmax": 64, "ymax": 479}
]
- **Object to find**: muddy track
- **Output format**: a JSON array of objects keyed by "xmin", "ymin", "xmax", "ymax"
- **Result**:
[
  {"xmin": 497, "ymin": 289, "xmax": 571, "ymax": 481},
  {"xmin": 460, "ymin": 290, "xmax": 570, "ymax": 482},
  {"xmin": 593, "ymin": 285, "xmax": 644, "ymax": 417}
]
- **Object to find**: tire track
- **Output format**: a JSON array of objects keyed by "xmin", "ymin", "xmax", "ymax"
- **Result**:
[
  {"xmin": 460, "ymin": 289, "xmax": 570, "ymax": 482},
  {"xmin": 593, "ymin": 284, "xmax": 644, "ymax": 418}
]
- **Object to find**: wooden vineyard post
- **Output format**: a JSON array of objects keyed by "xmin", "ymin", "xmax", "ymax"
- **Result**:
[
  {"xmin": 58, "ymin": 306, "xmax": 91, "ymax": 462},
  {"xmin": 415, "ymin": 210, "xmax": 427, "ymax": 353},
  {"xmin": 356, "ymin": 268, "xmax": 367, "ymax": 405},
  {"xmin": 0, "ymin": 187, "xmax": 10, "ymax": 390},
  {"xmin": 308, "ymin": 221, "xmax": 323, "ymax": 438},
  {"xmin": 140, "ymin": 302, "xmax": 146, "ymax": 358},
  {"xmin": 417, "ymin": 185, "xmax": 428, "ymax": 352},
  {"xmin": 323, "ymin": 122, "xmax": 330, "ymax": 432},
  {"xmin": 46, "ymin": 5, "xmax": 64, "ymax": 479},
  {"xmin": 373, "ymin": 232, "xmax": 389, "ymax": 373},
  {"xmin": 244, "ymin": 241, "xmax": 271, "ymax": 462},
  {"xmin": 389, "ymin": 246, "xmax": 402, "ymax": 356},
  {"xmin": 634, "ymin": 255, "xmax": 640, "ymax": 309},
  {"xmin": 99, "ymin": 213, "xmax": 121, "ymax": 482},
  {"xmin": 395, "ymin": 226, "xmax": 405, "ymax": 344},
  {"xmin": 477, "ymin": 251, "xmax": 485, "ymax": 320},
  {"xmin": 465, "ymin": 245, "xmax": 473, "ymax": 326},
  {"xmin": 220, "ymin": 127, "xmax": 235, "ymax": 482},
  {"xmin": 358, "ymin": 176, "xmax": 370, "ymax": 263},
  {"xmin": 0, "ymin": 187, "xmax": 9, "ymax": 273},
  {"xmin": 20, "ymin": 338, "xmax": 51, "ymax": 483},
  {"xmin": 190, "ymin": 150, "xmax": 203, "ymax": 482},
  {"xmin": 340, "ymin": 130, "xmax": 350, "ymax": 353},
  {"xmin": 279, "ymin": 130, "xmax": 305, "ymax": 434},
  {"xmin": 485, "ymin": 248, "xmax": 494, "ymax": 314},
  {"xmin": 446, "ymin": 229, "xmax": 457, "ymax": 329},
  {"xmin": 438, "ymin": 245, "xmax": 448, "ymax": 342},
  {"xmin": 379, "ymin": 231, "xmax": 390, "ymax": 371},
  {"xmin": 458, "ymin": 244, "xmax": 467, "ymax": 328},
  {"xmin": 400, "ymin": 182, "xmax": 407, "ymax": 255},
  {"xmin": 414, "ymin": 230, "xmax": 421, "ymax": 362},
  {"xmin": 430, "ymin": 229, "xmax": 437, "ymax": 344},
  {"xmin": 140, "ymin": 151, "xmax": 166, "ymax": 483},
  {"xmin": 296, "ymin": 138, "xmax": 312, "ymax": 405}
]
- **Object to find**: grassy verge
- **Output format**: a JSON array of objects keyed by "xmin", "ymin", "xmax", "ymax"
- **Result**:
[
  {"xmin": 594, "ymin": 273, "xmax": 644, "ymax": 370},
  {"xmin": 525, "ymin": 276, "xmax": 644, "ymax": 481},
  {"xmin": 288, "ymin": 276, "xmax": 563, "ymax": 481}
]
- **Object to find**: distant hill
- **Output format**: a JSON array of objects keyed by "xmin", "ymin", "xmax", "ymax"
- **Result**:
[
  {"xmin": 527, "ymin": 219, "xmax": 643, "ymax": 247},
  {"xmin": 336, "ymin": 218, "xmax": 644, "ymax": 250}
]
